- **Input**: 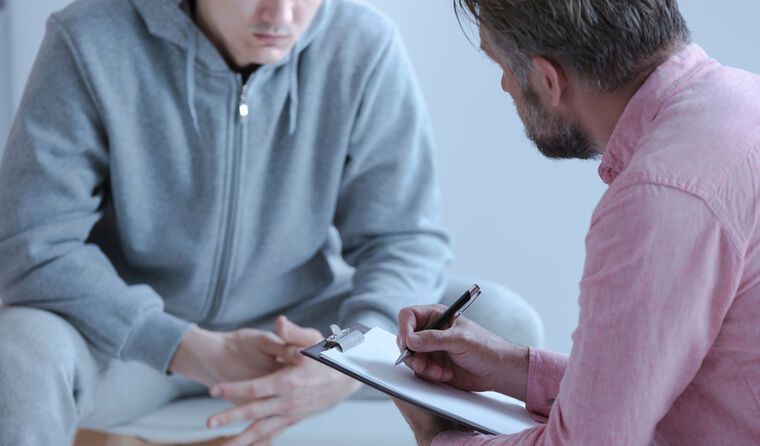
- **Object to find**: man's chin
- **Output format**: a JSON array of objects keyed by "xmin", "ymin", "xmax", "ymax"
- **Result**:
[{"xmin": 246, "ymin": 47, "xmax": 292, "ymax": 65}]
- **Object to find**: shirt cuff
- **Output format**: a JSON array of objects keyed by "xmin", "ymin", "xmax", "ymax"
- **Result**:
[
  {"xmin": 526, "ymin": 347, "xmax": 568, "ymax": 420},
  {"xmin": 120, "ymin": 310, "xmax": 193, "ymax": 373}
]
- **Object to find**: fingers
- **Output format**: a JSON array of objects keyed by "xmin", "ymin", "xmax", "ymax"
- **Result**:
[
  {"xmin": 405, "ymin": 327, "xmax": 467, "ymax": 354},
  {"xmin": 219, "ymin": 415, "xmax": 293, "ymax": 446},
  {"xmin": 405, "ymin": 353, "xmax": 454, "ymax": 382},
  {"xmin": 407, "ymin": 352, "xmax": 454, "ymax": 383},
  {"xmin": 255, "ymin": 331, "xmax": 292, "ymax": 359},
  {"xmin": 275, "ymin": 315, "xmax": 323, "ymax": 347},
  {"xmin": 210, "ymin": 371, "xmax": 284, "ymax": 401},
  {"xmin": 208, "ymin": 397, "xmax": 284, "ymax": 428},
  {"xmin": 397, "ymin": 304, "xmax": 446, "ymax": 350},
  {"xmin": 284, "ymin": 344, "xmax": 306, "ymax": 365}
]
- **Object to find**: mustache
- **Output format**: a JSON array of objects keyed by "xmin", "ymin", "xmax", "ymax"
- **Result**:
[{"xmin": 249, "ymin": 23, "xmax": 293, "ymax": 36}]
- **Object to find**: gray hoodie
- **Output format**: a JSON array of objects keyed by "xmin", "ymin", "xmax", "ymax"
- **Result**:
[{"xmin": 0, "ymin": 0, "xmax": 451, "ymax": 372}]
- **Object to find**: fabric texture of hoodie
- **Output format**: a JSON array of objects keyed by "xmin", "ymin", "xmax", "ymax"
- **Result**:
[{"xmin": 0, "ymin": 0, "xmax": 451, "ymax": 372}]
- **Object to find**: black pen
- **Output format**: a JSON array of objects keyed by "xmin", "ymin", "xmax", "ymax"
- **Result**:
[{"xmin": 394, "ymin": 284, "xmax": 482, "ymax": 366}]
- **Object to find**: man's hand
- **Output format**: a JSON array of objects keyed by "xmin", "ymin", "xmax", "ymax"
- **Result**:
[
  {"xmin": 168, "ymin": 325, "xmax": 290, "ymax": 387},
  {"xmin": 393, "ymin": 398, "xmax": 458, "ymax": 446},
  {"xmin": 206, "ymin": 316, "xmax": 362, "ymax": 446},
  {"xmin": 397, "ymin": 304, "xmax": 530, "ymax": 401}
]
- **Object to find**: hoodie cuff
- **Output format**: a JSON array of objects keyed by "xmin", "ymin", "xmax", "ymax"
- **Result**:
[
  {"xmin": 341, "ymin": 310, "xmax": 397, "ymax": 334},
  {"xmin": 120, "ymin": 310, "xmax": 193, "ymax": 373}
]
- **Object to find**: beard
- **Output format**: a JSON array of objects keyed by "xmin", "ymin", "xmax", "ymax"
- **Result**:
[{"xmin": 517, "ymin": 85, "xmax": 601, "ymax": 160}]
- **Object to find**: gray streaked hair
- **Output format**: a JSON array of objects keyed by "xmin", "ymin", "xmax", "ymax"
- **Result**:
[{"xmin": 455, "ymin": 0, "xmax": 690, "ymax": 92}]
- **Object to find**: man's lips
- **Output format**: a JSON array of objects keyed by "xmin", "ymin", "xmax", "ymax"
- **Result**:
[{"xmin": 253, "ymin": 33, "xmax": 290, "ymax": 44}]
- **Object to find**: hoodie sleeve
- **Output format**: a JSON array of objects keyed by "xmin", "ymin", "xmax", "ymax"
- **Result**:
[
  {"xmin": 0, "ymin": 17, "xmax": 191, "ymax": 372},
  {"xmin": 333, "ymin": 26, "xmax": 452, "ymax": 332}
]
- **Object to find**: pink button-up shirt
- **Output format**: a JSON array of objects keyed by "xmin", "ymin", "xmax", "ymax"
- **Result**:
[{"xmin": 434, "ymin": 44, "xmax": 760, "ymax": 445}]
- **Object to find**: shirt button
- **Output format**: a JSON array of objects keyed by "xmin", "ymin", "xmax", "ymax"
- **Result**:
[{"xmin": 546, "ymin": 398, "xmax": 556, "ymax": 406}]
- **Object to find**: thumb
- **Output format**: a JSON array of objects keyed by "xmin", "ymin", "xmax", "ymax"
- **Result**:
[{"xmin": 275, "ymin": 315, "xmax": 323, "ymax": 347}]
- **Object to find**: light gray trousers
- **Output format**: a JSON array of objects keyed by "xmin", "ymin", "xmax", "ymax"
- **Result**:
[{"xmin": 0, "ymin": 277, "xmax": 542, "ymax": 446}]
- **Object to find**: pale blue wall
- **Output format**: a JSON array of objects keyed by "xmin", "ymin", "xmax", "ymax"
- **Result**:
[{"xmin": 2, "ymin": 1, "xmax": 760, "ymax": 354}]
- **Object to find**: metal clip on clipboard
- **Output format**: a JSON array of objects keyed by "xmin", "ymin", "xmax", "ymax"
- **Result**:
[{"xmin": 323, "ymin": 323, "xmax": 365, "ymax": 352}]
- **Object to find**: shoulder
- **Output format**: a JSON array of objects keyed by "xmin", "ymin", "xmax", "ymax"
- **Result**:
[
  {"xmin": 613, "ymin": 61, "xmax": 760, "ymax": 241},
  {"xmin": 52, "ymin": 0, "xmax": 138, "ymax": 34},
  {"xmin": 623, "ymin": 61, "xmax": 760, "ymax": 195},
  {"xmin": 48, "ymin": 0, "xmax": 145, "ymax": 54},
  {"xmin": 311, "ymin": 0, "xmax": 400, "ymax": 65},
  {"xmin": 327, "ymin": 0, "xmax": 397, "ymax": 43}
]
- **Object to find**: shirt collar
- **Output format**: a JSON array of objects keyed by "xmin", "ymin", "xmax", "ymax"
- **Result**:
[{"xmin": 598, "ymin": 43, "xmax": 715, "ymax": 184}]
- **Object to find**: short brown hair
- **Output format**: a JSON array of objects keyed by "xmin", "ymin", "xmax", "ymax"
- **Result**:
[{"xmin": 455, "ymin": 0, "xmax": 690, "ymax": 92}]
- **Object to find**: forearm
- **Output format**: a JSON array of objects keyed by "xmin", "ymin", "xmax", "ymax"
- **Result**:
[
  {"xmin": 0, "ymin": 237, "xmax": 190, "ymax": 372},
  {"xmin": 340, "ymin": 234, "xmax": 451, "ymax": 329}
]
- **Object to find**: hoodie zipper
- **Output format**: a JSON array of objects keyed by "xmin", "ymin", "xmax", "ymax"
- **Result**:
[{"xmin": 203, "ymin": 76, "xmax": 249, "ymax": 324}]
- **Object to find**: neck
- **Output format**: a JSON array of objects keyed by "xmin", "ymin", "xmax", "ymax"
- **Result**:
[
  {"xmin": 571, "ymin": 75, "xmax": 649, "ymax": 151},
  {"xmin": 573, "ymin": 45, "xmax": 686, "ymax": 151}
]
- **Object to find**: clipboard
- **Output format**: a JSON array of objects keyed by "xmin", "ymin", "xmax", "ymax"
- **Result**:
[{"xmin": 301, "ymin": 322, "xmax": 538, "ymax": 435}]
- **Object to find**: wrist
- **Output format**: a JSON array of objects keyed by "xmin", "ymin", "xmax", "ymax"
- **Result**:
[
  {"xmin": 168, "ymin": 326, "xmax": 217, "ymax": 380},
  {"xmin": 414, "ymin": 417, "xmax": 455, "ymax": 446},
  {"xmin": 494, "ymin": 343, "xmax": 530, "ymax": 401}
]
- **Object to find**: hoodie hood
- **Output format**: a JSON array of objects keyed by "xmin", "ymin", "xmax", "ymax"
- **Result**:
[{"xmin": 129, "ymin": 0, "xmax": 333, "ymax": 134}]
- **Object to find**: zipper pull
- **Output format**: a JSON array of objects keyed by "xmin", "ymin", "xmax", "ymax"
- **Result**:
[
  {"xmin": 238, "ymin": 85, "xmax": 249, "ymax": 121},
  {"xmin": 238, "ymin": 99, "xmax": 249, "ymax": 120}
]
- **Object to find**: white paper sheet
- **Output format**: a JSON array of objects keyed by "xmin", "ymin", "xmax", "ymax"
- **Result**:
[{"xmin": 321, "ymin": 327, "xmax": 539, "ymax": 435}]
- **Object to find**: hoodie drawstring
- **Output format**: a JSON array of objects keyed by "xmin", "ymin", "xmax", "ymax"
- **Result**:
[
  {"xmin": 186, "ymin": 30, "xmax": 200, "ymax": 134},
  {"xmin": 287, "ymin": 43, "xmax": 300, "ymax": 135}
]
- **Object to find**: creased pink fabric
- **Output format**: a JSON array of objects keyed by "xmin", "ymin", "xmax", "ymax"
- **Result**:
[{"xmin": 433, "ymin": 44, "xmax": 760, "ymax": 445}]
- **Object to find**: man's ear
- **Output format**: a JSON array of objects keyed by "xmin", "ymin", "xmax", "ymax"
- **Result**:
[{"xmin": 531, "ymin": 56, "xmax": 567, "ymax": 107}]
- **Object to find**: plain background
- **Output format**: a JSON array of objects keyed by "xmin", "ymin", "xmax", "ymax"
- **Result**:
[{"xmin": 1, "ymin": 1, "xmax": 760, "ymax": 355}]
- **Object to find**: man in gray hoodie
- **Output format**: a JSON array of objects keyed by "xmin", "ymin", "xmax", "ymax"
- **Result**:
[{"xmin": 0, "ymin": 0, "xmax": 542, "ymax": 444}]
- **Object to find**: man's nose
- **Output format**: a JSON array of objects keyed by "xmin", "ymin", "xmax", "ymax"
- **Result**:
[{"xmin": 258, "ymin": 0, "xmax": 294, "ymax": 28}]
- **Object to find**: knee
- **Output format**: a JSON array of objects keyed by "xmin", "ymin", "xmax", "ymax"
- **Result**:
[
  {"xmin": 0, "ymin": 307, "xmax": 80, "ymax": 388},
  {"xmin": 443, "ymin": 278, "xmax": 544, "ymax": 348}
]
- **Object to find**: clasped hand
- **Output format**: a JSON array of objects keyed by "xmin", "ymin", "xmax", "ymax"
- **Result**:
[{"xmin": 169, "ymin": 316, "xmax": 361, "ymax": 446}]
